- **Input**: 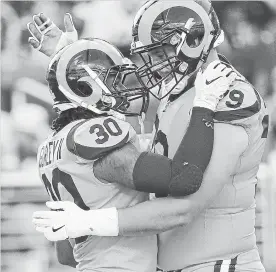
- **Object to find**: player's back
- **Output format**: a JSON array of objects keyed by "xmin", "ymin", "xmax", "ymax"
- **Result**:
[
  {"xmin": 38, "ymin": 116, "xmax": 157, "ymax": 272},
  {"xmin": 153, "ymin": 69, "xmax": 268, "ymax": 270}
]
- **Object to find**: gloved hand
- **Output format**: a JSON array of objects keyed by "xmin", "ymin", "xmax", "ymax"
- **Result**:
[
  {"xmin": 32, "ymin": 201, "xmax": 119, "ymax": 241},
  {"xmin": 27, "ymin": 13, "xmax": 78, "ymax": 57},
  {"xmin": 194, "ymin": 60, "xmax": 237, "ymax": 111}
]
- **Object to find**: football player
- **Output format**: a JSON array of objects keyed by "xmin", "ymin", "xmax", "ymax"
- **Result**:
[
  {"xmin": 109, "ymin": 2, "xmax": 268, "ymax": 271},
  {"xmin": 31, "ymin": 34, "xmax": 235, "ymax": 272},
  {"xmin": 30, "ymin": 0, "xmax": 268, "ymax": 271}
]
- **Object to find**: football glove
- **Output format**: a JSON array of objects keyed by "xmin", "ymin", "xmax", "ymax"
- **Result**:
[
  {"xmin": 27, "ymin": 13, "xmax": 78, "ymax": 57},
  {"xmin": 194, "ymin": 60, "xmax": 237, "ymax": 111},
  {"xmin": 32, "ymin": 201, "xmax": 119, "ymax": 241}
]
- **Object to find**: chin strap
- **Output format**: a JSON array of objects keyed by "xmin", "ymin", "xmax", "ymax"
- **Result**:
[
  {"xmin": 138, "ymin": 112, "xmax": 146, "ymax": 136},
  {"xmin": 109, "ymin": 110, "xmax": 126, "ymax": 121}
]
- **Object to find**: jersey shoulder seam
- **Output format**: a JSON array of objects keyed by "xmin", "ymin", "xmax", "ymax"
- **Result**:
[
  {"xmin": 66, "ymin": 118, "xmax": 131, "ymax": 161},
  {"xmin": 66, "ymin": 119, "xmax": 87, "ymax": 157}
]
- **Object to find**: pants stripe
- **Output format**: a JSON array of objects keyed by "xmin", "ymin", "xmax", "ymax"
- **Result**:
[
  {"xmin": 162, "ymin": 255, "xmax": 239, "ymax": 272},
  {"xmin": 214, "ymin": 260, "xmax": 223, "ymax": 272},
  {"xmin": 214, "ymin": 256, "xmax": 238, "ymax": 272},
  {"xmin": 228, "ymin": 256, "xmax": 238, "ymax": 272},
  {"xmin": 221, "ymin": 260, "xmax": 231, "ymax": 272}
]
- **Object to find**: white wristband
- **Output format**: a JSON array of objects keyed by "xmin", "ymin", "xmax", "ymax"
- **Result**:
[
  {"xmin": 86, "ymin": 207, "xmax": 119, "ymax": 237},
  {"xmin": 51, "ymin": 30, "xmax": 78, "ymax": 58}
]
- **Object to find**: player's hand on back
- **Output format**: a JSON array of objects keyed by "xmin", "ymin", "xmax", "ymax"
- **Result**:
[
  {"xmin": 33, "ymin": 201, "xmax": 90, "ymax": 241},
  {"xmin": 33, "ymin": 201, "xmax": 119, "ymax": 241},
  {"xmin": 194, "ymin": 60, "xmax": 237, "ymax": 111},
  {"xmin": 27, "ymin": 13, "xmax": 78, "ymax": 57}
]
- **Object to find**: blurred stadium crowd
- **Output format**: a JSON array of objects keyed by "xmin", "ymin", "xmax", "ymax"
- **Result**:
[{"xmin": 1, "ymin": 1, "xmax": 276, "ymax": 272}]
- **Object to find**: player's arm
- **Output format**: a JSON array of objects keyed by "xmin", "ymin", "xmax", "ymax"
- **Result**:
[
  {"xmin": 31, "ymin": 103, "xmax": 217, "ymax": 241},
  {"xmin": 117, "ymin": 122, "xmax": 248, "ymax": 235},
  {"xmin": 94, "ymin": 106, "xmax": 214, "ymax": 197},
  {"xmin": 94, "ymin": 61, "xmax": 235, "ymax": 197},
  {"xmin": 33, "ymin": 121, "xmax": 248, "ymax": 239},
  {"xmin": 55, "ymin": 240, "xmax": 78, "ymax": 268}
]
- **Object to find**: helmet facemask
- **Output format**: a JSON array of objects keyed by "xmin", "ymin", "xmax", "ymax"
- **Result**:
[
  {"xmin": 103, "ymin": 64, "xmax": 149, "ymax": 117},
  {"xmin": 131, "ymin": 1, "xmax": 224, "ymax": 100}
]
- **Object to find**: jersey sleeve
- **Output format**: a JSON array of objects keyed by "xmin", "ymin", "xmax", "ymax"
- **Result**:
[
  {"xmin": 215, "ymin": 79, "xmax": 264, "ymax": 126},
  {"xmin": 214, "ymin": 78, "xmax": 269, "ymax": 145},
  {"xmin": 66, "ymin": 116, "xmax": 136, "ymax": 161}
]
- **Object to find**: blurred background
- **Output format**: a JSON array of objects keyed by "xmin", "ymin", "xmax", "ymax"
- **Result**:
[{"xmin": 1, "ymin": 1, "xmax": 276, "ymax": 272}]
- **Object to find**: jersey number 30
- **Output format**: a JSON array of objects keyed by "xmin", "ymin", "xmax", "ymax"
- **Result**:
[
  {"xmin": 42, "ymin": 168, "xmax": 89, "ymax": 244},
  {"xmin": 90, "ymin": 118, "xmax": 123, "ymax": 144}
]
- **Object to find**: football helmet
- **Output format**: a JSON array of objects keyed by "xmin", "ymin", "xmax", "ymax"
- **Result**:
[
  {"xmin": 47, "ymin": 38, "xmax": 149, "ymax": 116},
  {"xmin": 131, "ymin": 0, "xmax": 225, "ymax": 99}
]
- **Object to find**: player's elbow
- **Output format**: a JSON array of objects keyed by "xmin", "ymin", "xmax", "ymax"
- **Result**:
[
  {"xmin": 132, "ymin": 154, "xmax": 203, "ymax": 196},
  {"xmin": 56, "ymin": 250, "xmax": 72, "ymax": 266},
  {"xmin": 57, "ymin": 255, "xmax": 70, "ymax": 266},
  {"xmin": 57, "ymin": 251, "xmax": 71, "ymax": 266},
  {"xmin": 57, "ymin": 254, "xmax": 77, "ymax": 268},
  {"xmin": 55, "ymin": 241, "xmax": 77, "ymax": 267},
  {"xmin": 169, "ymin": 163, "xmax": 203, "ymax": 197}
]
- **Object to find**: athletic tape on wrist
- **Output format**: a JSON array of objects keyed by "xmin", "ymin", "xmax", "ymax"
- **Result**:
[{"xmin": 54, "ymin": 30, "xmax": 78, "ymax": 55}]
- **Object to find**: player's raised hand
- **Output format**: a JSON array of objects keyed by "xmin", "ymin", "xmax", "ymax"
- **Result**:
[
  {"xmin": 194, "ymin": 60, "xmax": 237, "ymax": 111},
  {"xmin": 27, "ymin": 13, "xmax": 78, "ymax": 57}
]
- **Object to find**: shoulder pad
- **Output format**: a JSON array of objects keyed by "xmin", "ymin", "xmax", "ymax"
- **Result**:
[
  {"xmin": 66, "ymin": 117, "xmax": 135, "ymax": 160},
  {"xmin": 214, "ymin": 79, "xmax": 262, "ymax": 123}
]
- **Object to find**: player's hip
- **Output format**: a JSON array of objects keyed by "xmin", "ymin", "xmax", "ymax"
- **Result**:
[
  {"xmin": 157, "ymin": 210, "xmax": 257, "ymax": 270},
  {"xmin": 157, "ymin": 248, "xmax": 265, "ymax": 272}
]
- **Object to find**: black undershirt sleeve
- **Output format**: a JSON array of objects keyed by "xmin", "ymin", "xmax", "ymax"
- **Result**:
[
  {"xmin": 133, "ymin": 107, "xmax": 215, "ymax": 197},
  {"xmin": 173, "ymin": 107, "xmax": 214, "ymax": 172}
]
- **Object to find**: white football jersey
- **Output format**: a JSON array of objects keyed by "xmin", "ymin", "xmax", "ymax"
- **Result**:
[
  {"xmin": 37, "ymin": 116, "xmax": 157, "ymax": 272},
  {"xmin": 152, "ymin": 72, "xmax": 268, "ymax": 270}
]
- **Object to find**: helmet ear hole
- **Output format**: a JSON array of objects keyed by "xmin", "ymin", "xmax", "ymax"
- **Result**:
[
  {"xmin": 76, "ymin": 77, "xmax": 94, "ymax": 97},
  {"xmin": 76, "ymin": 76, "xmax": 103, "ymax": 105}
]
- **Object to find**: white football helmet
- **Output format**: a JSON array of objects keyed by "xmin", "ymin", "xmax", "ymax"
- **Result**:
[
  {"xmin": 47, "ymin": 38, "xmax": 149, "ymax": 116},
  {"xmin": 131, "ymin": 0, "xmax": 225, "ymax": 99}
]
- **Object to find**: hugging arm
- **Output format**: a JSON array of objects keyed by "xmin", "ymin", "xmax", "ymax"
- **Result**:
[
  {"xmin": 117, "ymin": 123, "xmax": 248, "ymax": 235},
  {"xmin": 94, "ymin": 107, "xmax": 215, "ymax": 197},
  {"xmin": 94, "ymin": 61, "xmax": 236, "ymax": 197}
]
